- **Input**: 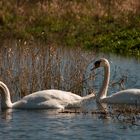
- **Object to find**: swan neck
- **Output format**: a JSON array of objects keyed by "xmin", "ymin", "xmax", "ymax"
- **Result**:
[
  {"xmin": 82, "ymin": 93, "xmax": 95, "ymax": 102},
  {"xmin": 97, "ymin": 63, "xmax": 110, "ymax": 100},
  {"xmin": 0, "ymin": 83, "xmax": 12, "ymax": 108}
]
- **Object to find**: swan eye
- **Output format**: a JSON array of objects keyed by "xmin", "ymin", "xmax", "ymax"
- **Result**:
[{"xmin": 94, "ymin": 60, "xmax": 101, "ymax": 68}]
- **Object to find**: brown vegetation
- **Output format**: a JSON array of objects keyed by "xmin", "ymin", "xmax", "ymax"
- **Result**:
[{"xmin": 0, "ymin": 39, "xmax": 96, "ymax": 100}]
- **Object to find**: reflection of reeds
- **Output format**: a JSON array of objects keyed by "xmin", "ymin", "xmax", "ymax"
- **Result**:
[{"xmin": 0, "ymin": 39, "xmax": 95, "ymax": 100}]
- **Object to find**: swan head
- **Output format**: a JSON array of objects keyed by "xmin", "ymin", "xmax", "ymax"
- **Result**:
[{"xmin": 92, "ymin": 58, "xmax": 109, "ymax": 70}]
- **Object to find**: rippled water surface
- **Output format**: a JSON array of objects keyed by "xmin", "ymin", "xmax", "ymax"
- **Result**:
[{"xmin": 0, "ymin": 108, "xmax": 140, "ymax": 140}]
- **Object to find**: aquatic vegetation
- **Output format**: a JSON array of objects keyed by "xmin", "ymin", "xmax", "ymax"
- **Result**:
[{"xmin": 0, "ymin": 40, "xmax": 95, "ymax": 99}]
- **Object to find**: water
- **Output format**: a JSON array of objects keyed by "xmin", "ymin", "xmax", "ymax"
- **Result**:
[
  {"xmin": 0, "ymin": 40, "xmax": 140, "ymax": 139},
  {"xmin": 0, "ymin": 108, "xmax": 140, "ymax": 140}
]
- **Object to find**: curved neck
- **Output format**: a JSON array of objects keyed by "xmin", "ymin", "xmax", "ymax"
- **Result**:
[
  {"xmin": 0, "ymin": 82, "xmax": 12, "ymax": 109},
  {"xmin": 97, "ymin": 63, "xmax": 110, "ymax": 101}
]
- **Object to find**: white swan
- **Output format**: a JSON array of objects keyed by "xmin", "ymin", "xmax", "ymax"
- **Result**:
[
  {"xmin": 0, "ymin": 81, "xmax": 95, "ymax": 109},
  {"xmin": 93, "ymin": 58, "xmax": 140, "ymax": 105}
]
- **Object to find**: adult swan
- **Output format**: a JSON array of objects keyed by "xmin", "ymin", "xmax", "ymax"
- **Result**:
[
  {"xmin": 0, "ymin": 81, "xmax": 95, "ymax": 109},
  {"xmin": 92, "ymin": 58, "xmax": 140, "ymax": 105}
]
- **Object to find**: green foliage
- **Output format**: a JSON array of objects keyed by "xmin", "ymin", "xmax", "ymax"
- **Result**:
[{"xmin": 90, "ymin": 27, "xmax": 140, "ymax": 55}]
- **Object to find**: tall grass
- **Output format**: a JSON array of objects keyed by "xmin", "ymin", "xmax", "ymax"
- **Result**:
[{"xmin": 0, "ymin": 39, "xmax": 96, "ymax": 101}]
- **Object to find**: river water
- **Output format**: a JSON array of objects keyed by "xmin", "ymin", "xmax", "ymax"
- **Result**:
[
  {"xmin": 0, "ymin": 108, "xmax": 140, "ymax": 140},
  {"xmin": 0, "ymin": 40, "xmax": 140, "ymax": 139}
]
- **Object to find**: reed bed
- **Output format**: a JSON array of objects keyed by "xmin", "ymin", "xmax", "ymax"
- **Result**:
[
  {"xmin": 0, "ymin": 39, "xmax": 138, "ymax": 100},
  {"xmin": 0, "ymin": 39, "xmax": 96, "ymax": 101}
]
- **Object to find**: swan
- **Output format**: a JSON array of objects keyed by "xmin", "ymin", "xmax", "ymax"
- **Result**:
[
  {"xmin": 92, "ymin": 58, "xmax": 140, "ymax": 105},
  {"xmin": 0, "ymin": 81, "xmax": 95, "ymax": 109}
]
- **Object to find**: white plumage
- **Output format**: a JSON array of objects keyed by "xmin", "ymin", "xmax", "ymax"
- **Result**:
[
  {"xmin": 0, "ymin": 81, "xmax": 95, "ymax": 109},
  {"xmin": 93, "ymin": 58, "xmax": 140, "ymax": 105}
]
